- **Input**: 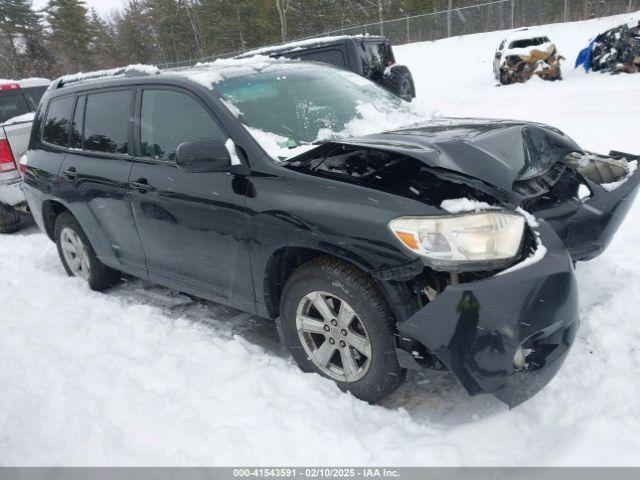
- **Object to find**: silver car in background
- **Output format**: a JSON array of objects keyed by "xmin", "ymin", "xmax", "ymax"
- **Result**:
[{"xmin": 0, "ymin": 78, "xmax": 49, "ymax": 233}]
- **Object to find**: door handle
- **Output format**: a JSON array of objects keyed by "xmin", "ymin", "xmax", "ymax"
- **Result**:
[
  {"xmin": 62, "ymin": 167, "xmax": 77, "ymax": 180},
  {"xmin": 130, "ymin": 178, "xmax": 154, "ymax": 193}
]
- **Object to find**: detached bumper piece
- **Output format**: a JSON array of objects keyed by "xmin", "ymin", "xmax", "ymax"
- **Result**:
[
  {"xmin": 536, "ymin": 151, "xmax": 640, "ymax": 262},
  {"xmin": 398, "ymin": 222, "xmax": 578, "ymax": 408}
]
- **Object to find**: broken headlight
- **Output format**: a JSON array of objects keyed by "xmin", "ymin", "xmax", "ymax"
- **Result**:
[{"xmin": 389, "ymin": 212, "xmax": 525, "ymax": 272}]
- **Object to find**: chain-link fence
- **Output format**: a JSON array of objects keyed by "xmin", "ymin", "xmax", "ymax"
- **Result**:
[
  {"xmin": 159, "ymin": 0, "xmax": 639, "ymax": 69},
  {"xmin": 324, "ymin": 0, "xmax": 639, "ymax": 45}
]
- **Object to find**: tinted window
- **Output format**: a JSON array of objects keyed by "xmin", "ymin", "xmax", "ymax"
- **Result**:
[
  {"xmin": 140, "ymin": 89, "xmax": 225, "ymax": 161},
  {"xmin": 42, "ymin": 96, "xmax": 74, "ymax": 146},
  {"xmin": 360, "ymin": 44, "xmax": 385, "ymax": 79},
  {"xmin": 509, "ymin": 37, "xmax": 550, "ymax": 49},
  {"xmin": 84, "ymin": 90, "xmax": 131, "ymax": 154},
  {"xmin": 297, "ymin": 49, "xmax": 347, "ymax": 68},
  {"xmin": 0, "ymin": 90, "xmax": 30, "ymax": 123},
  {"xmin": 22, "ymin": 86, "xmax": 47, "ymax": 109}
]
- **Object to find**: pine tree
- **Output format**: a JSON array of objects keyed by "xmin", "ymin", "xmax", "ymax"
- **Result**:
[
  {"xmin": 112, "ymin": 0, "xmax": 161, "ymax": 65},
  {"xmin": 0, "ymin": 0, "xmax": 53, "ymax": 78},
  {"xmin": 45, "ymin": 0, "xmax": 94, "ymax": 73}
]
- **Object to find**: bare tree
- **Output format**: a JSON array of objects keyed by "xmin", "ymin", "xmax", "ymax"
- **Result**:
[
  {"xmin": 179, "ymin": 0, "xmax": 203, "ymax": 57},
  {"xmin": 276, "ymin": 0, "xmax": 289, "ymax": 42}
]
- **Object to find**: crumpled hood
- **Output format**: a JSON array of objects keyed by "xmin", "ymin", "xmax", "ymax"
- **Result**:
[{"xmin": 330, "ymin": 118, "xmax": 581, "ymax": 192}]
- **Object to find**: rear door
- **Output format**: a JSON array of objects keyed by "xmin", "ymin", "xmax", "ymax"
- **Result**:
[
  {"xmin": 128, "ymin": 86, "xmax": 253, "ymax": 309},
  {"xmin": 57, "ymin": 88, "xmax": 146, "ymax": 276}
]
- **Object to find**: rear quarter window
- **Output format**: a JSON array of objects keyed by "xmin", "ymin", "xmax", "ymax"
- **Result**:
[
  {"xmin": 83, "ymin": 90, "xmax": 131, "ymax": 154},
  {"xmin": 296, "ymin": 49, "xmax": 347, "ymax": 68},
  {"xmin": 0, "ymin": 90, "xmax": 30, "ymax": 123},
  {"xmin": 42, "ymin": 96, "xmax": 75, "ymax": 147}
]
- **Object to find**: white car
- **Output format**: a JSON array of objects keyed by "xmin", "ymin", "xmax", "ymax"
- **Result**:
[
  {"xmin": 0, "ymin": 77, "xmax": 49, "ymax": 233},
  {"xmin": 493, "ymin": 31, "xmax": 562, "ymax": 84}
]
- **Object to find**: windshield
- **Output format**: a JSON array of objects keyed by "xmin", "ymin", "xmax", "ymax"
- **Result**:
[{"xmin": 214, "ymin": 65, "xmax": 427, "ymax": 159}]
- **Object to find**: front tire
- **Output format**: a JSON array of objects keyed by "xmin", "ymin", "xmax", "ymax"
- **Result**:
[
  {"xmin": 280, "ymin": 257, "xmax": 405, "ymax": 403},
  {"xmin": 54, "ymin": 212, "xmax": 120, "ymax": 291}
]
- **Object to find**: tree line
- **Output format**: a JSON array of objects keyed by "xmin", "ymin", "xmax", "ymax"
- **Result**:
[{"xmin": 1, "ymin": 0, "xmax": 635, "ymax": 80}]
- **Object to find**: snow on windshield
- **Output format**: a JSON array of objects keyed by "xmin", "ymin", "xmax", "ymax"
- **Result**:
[{"xmin": 210, "ymin": 63, "xmax": 432, "ymax": 160}]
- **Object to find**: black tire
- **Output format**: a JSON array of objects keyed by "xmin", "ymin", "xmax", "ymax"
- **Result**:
[
  {"xmin": 381, "ymin": 65, "xmax": 415, "ymax": 101},
  {"xmin": 0, "ymin": 204, "xmax": 22, "ymax": 234},
  {"xmin": 279, "ymin": 257, "xmax": 405, "ymax": 403},
  {"xmin": 54, "ymin": 212, "xmax": 120, "ymax": 291}
]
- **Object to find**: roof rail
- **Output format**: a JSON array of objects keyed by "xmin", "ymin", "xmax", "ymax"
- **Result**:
[{"xmin": 49, "ymin": 64, "xmax": 160, "ymax": 90}]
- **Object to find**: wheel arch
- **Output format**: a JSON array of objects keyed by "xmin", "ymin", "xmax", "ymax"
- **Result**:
[
  {"xmin": 262, "ymin": 246, "xmax": 385, "ymax": 320},
  {"xmin": 42, "ymin": 199, "xmax": 71, "ymax": 241}
]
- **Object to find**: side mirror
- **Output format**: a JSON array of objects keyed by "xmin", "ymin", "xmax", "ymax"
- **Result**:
[{"xmin": 176, "ymin": 138, "xmax": 231, "ymax": 173}]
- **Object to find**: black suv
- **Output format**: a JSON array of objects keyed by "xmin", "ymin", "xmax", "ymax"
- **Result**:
[
  {"xmin": 237, "ymin": 35, "xmax": 416, "ymax": 101},
  {"xmin": 23, "ymin": 60, "xmax": 639, "ymax": 407}
]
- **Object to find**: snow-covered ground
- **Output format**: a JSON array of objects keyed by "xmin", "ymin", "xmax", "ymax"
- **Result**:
[{"xmin": 2, "ymin": 12, "xmax": 640, "ymax": 466}]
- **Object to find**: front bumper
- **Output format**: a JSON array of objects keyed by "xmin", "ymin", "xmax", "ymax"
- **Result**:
[
  {"xmin": 536, "ymin": 157, "xmax": 640, "ymax": 262},
  {"xmin": 398, "ymin": 222, "xmax": 578, "ymax": 408}
]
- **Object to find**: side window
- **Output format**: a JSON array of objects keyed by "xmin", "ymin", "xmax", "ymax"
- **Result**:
[
  {"xmin": 22, "ymin": 86, "xmax": 47, "ymax": 110},
  {"xmin": 42, "ymin": 95, "xmax": 74, "ymax": 147},
  {"xmin": 140, "ymin": 89, "xmax": 226, "ymax": 161},
  {"xmin": 296, "ymin": 49, "xmax": 347, "ymax": 69},
  {"xmin": 84, "ymin": 90, "xmax": 131, "ymax": 154}
]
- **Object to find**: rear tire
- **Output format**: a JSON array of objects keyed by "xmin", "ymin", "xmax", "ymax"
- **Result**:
[
  {"xmin": 0, "ymin": 204, "xmax": 21, "ymax": 234},
  {"xmin": 382, "ymin": 65, "xmax": 416, "ymax": 101},
  {"xmin": 280, "ymin": 257, "xmax": 405, "ymax": 403},
  {"xmin": 54, "ymin": 212, "xmax": 120, "ymax": 291}
]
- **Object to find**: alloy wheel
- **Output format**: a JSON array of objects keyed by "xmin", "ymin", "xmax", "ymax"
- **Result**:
[
  {"xmin": 295, "ymin": 291, "xmax": 372, "ymax": 382},
  {"xmin": 60, "ymin": 227, "xmax": 91, "ymax": 280}
]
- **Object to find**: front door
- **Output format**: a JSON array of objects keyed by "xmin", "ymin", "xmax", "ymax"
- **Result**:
[{"xmin": 128, "ymin": 87, "xmax": 253, "ymax": 310}]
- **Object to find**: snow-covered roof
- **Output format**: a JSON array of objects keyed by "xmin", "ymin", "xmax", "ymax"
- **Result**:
[
  {"xmin": 51, "ymin": 56, "xmax": 303, "ymax": 91},
  {"xmin": 502, "ymin": 28, "xmax": 550, "ymax": 42},
  {"xmin": 54, "ymin": 64, "xmax": 160, "ymax": 89},
  {"xmin": 237, "ymin": 34, "xmax": 377, "ymax": 58},
  {"xmin": 0, "ymin": 77, "xmax": 50, "ymax": 88},
  {"xmin": 166, "ymin": 55, "xmax": 303, "ymax": 89}
]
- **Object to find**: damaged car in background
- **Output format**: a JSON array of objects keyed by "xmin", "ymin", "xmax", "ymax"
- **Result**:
[
  {"xmin": 22, "ymin": 59, "xmax": 639, "ymax": 409},
  {"xmin": 576, "ymin": 21, "xmax": 640, "ymax": 74},
  {"xmin": 494, "ymin": 31, "xmax": 564, "ymax": 85}
]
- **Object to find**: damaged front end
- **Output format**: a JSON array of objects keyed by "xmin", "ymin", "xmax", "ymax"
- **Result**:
[
  {"xmin": 522, "ymin": 150, "xmax": 639, "ymax": 261},
  {"xmin": 500, "ymin": 42, "xmax": 563, "ymax": 85},
  {"xmin": 396, "ymin": 221, "xmax": 578, "ymax": 408},
  {"xmin": 285, "ymin": 118, "xmax": 638, "ymax": 406}
]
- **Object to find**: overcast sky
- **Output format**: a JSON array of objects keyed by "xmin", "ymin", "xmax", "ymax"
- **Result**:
[{"xmin": 33, "ymin": 0, "xmax": 126, "ymax": 18}]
